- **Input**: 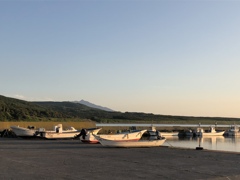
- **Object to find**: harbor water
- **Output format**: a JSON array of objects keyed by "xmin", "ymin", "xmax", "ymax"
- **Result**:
[
  {"xmin": 163, "ymin": 136, "xmax": 240, "ymax": 153},
  {"xmin": 97, "ymin": 123, "xmax": 240, "ymax": 153}
]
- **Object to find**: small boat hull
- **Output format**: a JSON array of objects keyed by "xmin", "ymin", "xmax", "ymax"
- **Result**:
[
  {"xmin": 37, "ymin": 124, "xmax": 80, "ymax": 139},
  {"xmin": 40, "ymin": 131, "xmax": 80, "ymax": 139},
  {"xmin": 10, "ymin": 126, "xmax": 37, "ymax": 137},
  {"xmin": 98, "ymin": 130, "xmax": 147, "ymax": 141},
  {"xmin": 194, "ymin": 126, "xmax": 225, "ymax": 136},
  {"xmin": 97, "ymin": 138, "xmax": 166, "ymax": 148},
  {"xmin": 160, "ymin": 132, "xmax": 179, "ymax": 137},
  {"xmin": 201, "ymin": 131, "xmax": 225, "ymax": 136},
  {"xmin": 80, "ymin": 128, "xmax": 102, "ymax": 143}
]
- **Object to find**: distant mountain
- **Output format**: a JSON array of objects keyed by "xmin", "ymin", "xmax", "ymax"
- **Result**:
[{"xmin": 74, "ymin": 100, "xmax": 114, "ymax": 112}]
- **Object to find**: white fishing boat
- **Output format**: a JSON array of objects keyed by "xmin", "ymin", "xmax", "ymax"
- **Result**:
[
  {"xmin": 36, "ymin": 124, "xmax": 80, "ymax": 139},
  {"xmin": 97, "ymin": 129, "xmax": 147, "ymax": 141},
  {"xmin": 224, "ymin": 125, "xmax": 240, "ymax": 136},
  {"xmin": 194, "ymin": 126, "xmax": 225, "ymax": 136},
  {"xmin": 96, "ymin": 136, "xmax": 166, "ymax": 148},
  {"xmin": 147, "ymin": 126, "xmax": 178, "ymax": 137},
  {"xmin": 160, "ymin": 132, "xmax": 179, "ymax": 137},
  {"xmin": 79, "ymin": 128, "xmax": 102, "ymax": 143},
  {"xmin": 10, "ymin": 125, "xmax": 37, "ymax": 137}
]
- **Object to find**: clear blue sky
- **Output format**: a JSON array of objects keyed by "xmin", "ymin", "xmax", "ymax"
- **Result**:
[{"xmin": 1, "ymin": 1, "xmax": 240, "ymax": 118}]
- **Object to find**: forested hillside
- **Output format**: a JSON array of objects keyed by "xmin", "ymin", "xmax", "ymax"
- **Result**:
[
  {"xmin": 33, "ymin": 101, "xmax": 114, "ymax": 120},
  {"xmin": 0, "ymin": 95, "xmax": 239, "ymax": 124},
  {"xmin": 0, "ymin": 95, "xmax": 65, "ymax": 120},
  {"xmin": 0, "ymin": 95, "xmax": 112, "ymax": 121}
]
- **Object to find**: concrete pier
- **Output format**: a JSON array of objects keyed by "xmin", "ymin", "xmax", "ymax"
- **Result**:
[{"xmin": 0, "ymin": 138, "xmax": 239, "ymax": 180}]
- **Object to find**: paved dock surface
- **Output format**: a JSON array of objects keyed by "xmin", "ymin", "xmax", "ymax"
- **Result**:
[{"xmin": 0, "ymin": 138, "xmax": 240, "ymax": 180}]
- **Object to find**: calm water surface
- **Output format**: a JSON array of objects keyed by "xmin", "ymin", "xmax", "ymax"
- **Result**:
[
  {"xmin": 162, "ymin": 136, "xmax": 240, "ymax": 153},
  {"xmin": 97, "ymin": 123, "xmax": 240, "ymax": 152}
]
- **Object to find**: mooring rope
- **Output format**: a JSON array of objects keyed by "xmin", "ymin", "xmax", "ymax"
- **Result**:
[{"xmin": 165, "ymin": 140, "xmax": 174, "ymax": 147}]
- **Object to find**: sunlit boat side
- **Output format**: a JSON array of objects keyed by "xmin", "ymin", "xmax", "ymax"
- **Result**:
[
  {"xmin": 194, "ymin": 126, "xmax": 225, "ymax": 136},
  {"xmin": 10, "ymin": 125, "xmax": 37, "ymax": 137},
  {"xmin": 95, "ymin": 136, "xmax": 166, "ymax": 148},
  {"xmin": 36, "ymin": 124, "xmax": 80, "ymax": 139},
  {"xmin": 97, "ymin": 130, "xmax": 147, "ymax": 141}
]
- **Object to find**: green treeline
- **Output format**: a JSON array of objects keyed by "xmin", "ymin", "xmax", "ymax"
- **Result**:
[
  {"xmin": 0, "ymin": 95, "xmax": 62, "ymax": 121},
  {"xmin": 0, "ymin": 95, "xmax": 239, "ymax": 124}
]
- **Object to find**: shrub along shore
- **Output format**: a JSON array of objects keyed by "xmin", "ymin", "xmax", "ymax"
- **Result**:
[{"xmin": 0, "ymin": 121, "xmax": 96, "ymax": 131}]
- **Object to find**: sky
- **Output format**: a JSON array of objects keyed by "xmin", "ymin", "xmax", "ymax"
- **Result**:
[{"xmin": 1, "ymin": 0, "xmax": 240, "ymax": 118}]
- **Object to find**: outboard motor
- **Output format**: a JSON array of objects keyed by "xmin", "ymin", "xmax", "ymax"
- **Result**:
[{"xmin": 79, "ymin": 128, "xmax": 87, "ymax": 139}]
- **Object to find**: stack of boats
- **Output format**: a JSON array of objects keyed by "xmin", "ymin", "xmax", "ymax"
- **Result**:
[
  {"xmin": 10, "ymin": 125, "xmax": 166, "ymax": 147},
  {"xmin": 79, "ymin": 128, "xmax": 166, "ymax": 147}
]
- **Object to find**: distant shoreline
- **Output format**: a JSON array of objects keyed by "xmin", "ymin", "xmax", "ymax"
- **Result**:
[{"xmin": 0, "ymin": 121, "xmax": 233, "ymax": 133}]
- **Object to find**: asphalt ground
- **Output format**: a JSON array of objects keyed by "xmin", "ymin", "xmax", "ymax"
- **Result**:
[{"xmin": 0, "ymin": 138, "xmax": 240, "ymax": 180}]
